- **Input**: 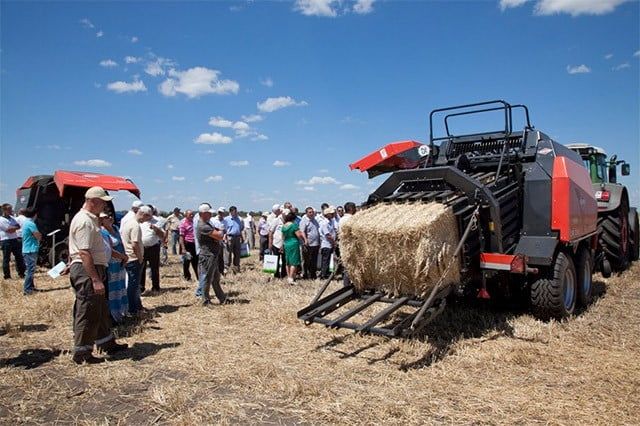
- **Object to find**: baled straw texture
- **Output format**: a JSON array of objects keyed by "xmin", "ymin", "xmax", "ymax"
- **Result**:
[{"xmin": 340, "ymin": 202, "xmax": 460, "ymax": 297}]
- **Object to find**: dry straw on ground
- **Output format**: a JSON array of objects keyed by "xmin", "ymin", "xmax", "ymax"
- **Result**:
[
  {"xmin": 1, "ymin": 252, "xmax": 639, "ymax": 424},
  {"xmin": 340, "ymin": 202, "xmax": 460, "ymax": 297}
]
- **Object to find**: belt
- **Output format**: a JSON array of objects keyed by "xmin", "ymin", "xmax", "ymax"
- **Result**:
[{"xmin": 228, "ymin": 234, "xmax": 241, "ymax": 237}]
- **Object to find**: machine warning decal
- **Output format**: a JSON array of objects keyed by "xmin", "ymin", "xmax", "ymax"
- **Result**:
[
  {"xmin": 538, "ymin": 148, "xmax": 553, "ymax": 155},
  {"xmin": 418, "ymin": 145, "xmax": 431, "ymax": 157},
  {"xmin": 379, "ymin": 148, "xmax": 388, "ymax": 159}
]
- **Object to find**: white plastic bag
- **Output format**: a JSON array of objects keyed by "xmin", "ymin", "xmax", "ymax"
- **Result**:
[{"xmin": 262, "ymin": 254, "xmax": 279, "ymax": 273}]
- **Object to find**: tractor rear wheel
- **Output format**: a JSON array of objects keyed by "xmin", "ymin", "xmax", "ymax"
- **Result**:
[
  {"xmin": 531, "ymin": 252, "xmax": 577, "ymax": 320},
  {"xmin": 629, "ymin": 208, "xmax": 639, "ymax": 262},
  {"xmin": 575, "ymin": 248, "xmax": 593, "ymax": 307},
  {"xmin": 598, "ymin": 199, "xmax": 630, "ymax": 271}
]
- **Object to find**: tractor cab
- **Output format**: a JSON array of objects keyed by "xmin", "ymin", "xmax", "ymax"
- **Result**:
[{"xmin": 567, "ymin": 143, "xmax": 630, "ymax": 185}]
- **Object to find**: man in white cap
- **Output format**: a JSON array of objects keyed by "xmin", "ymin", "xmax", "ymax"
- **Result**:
[
  {"xmin": 319, "ymin": 206, "xmax": 337, "ymax": 279},
  {"xmin": 68, "ymin": 186, "xmax": 127, "ymax": 364},
  {"xmin": 213, "ymin": 207, "xmax": 228, "ymax": 275},
  {"xmin": 195, "ymin": 203, "xmax": 227, "ymax": 305},
  {"xmin": 120, "ymin": 205, "xmax": 149, "ymax": 315},
  {"xmin": 121, "ymin": 200, "xmax": 143, "ymax": 228}
]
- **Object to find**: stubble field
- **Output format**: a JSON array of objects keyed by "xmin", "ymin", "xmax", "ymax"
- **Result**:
[{"xmin": 1, "ymin": 252, "xmax": 639, "ymax": 425}]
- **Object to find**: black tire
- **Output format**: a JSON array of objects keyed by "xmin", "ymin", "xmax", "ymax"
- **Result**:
[
  {"xmin": 598, "ymin": 198, "xmax": 630, "ymax": 271},
  {"xmin": 55, "ymin": 243, "xmax": 69, "ymax": 265},
  {"xmin": 629, "ymin": 208, "xmax": 639, "ymax": 262},
  {"xmin": 601, "ymin": 258, "xmax": 612, "ymax": 278},
  {"xmin": 531, "ymin": 252, "xmax": 577, "ymax": 320},
  {"xmin": 575, "ymin": 248, "xmax": 593, "ymax": 307}
]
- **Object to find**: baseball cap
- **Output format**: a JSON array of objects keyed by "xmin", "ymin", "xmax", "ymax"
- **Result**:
[
  {"xmin": 132, "ymin": 200, "xmax": 143, "ymax": 208},
  {"xmin": 261, "ymin": 211, "xmax": 267, "ymax": 217},
  {"xmin": 138, "ymin": 205, "xmax": 153, "ymax": 215},
  {"xmin": 272, "ymin": 203, "xmax": 281, "ymax": 212},
  {"xmin": 199, "ymin": 203, "xmax": 214, "ymax": 214},
  {"xmin": 217, "ymin": 207, "xmax": 227, "ymax": 214},
  {"xmin": 323, "ymin": 207, "xmax": 335, "ymax": 215},
  {"xmin": 85, "ymin": 186, "xmax": 113, "ymax": 201}
]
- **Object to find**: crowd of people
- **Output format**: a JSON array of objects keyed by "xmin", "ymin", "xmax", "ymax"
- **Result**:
[{"xmin": 0, "ymin": 187, "xmax": 357, "ymax": 364}]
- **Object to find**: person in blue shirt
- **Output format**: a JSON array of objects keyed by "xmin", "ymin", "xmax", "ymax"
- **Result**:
[
  {"xmin": 224, "ymin": 206, "xmax": 245, "ymax": 273},
  {"xmin": 21, "ymin": 207, "xmax": 42, "ymax": 295}
]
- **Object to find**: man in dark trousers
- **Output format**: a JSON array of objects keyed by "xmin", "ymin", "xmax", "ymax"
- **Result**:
[
  {"xmin": 195, "ymin": 203, "xmax": 227, "ymax": 306},
  {"xmin": 224, "ymin": 206, "xmax": 244, "ymax": 273},
  {"xmin": 68, "ymin": 186, "xmax": 127, "ymax": 364}
]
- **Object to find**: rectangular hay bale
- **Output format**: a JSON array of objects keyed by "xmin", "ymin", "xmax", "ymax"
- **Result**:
[{"xmin": 339, "ymin": 202, "xmax": 461, "ymax": 298}]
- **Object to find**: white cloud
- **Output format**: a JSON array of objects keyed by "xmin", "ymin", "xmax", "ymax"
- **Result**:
[
  {"xmin": 260, "ymin": 77, "xmax": 274, "ymax": 87},
  {"xmin": 303, "ymin": 186, "xmax": 316, "ymax": 192},
  {"xmin": 194, "ymin": 132, "xmax": 233, "ymax": 144},
  {"xmin": 499, "ymin": 0, "xmax": 628, "ymax": 15},
  {"xmin": 257, "ymin": 96, "xmax": 308, "ymax": 113},
  {"xmin": 499, "ymin": 0, "xmax": 530, "ymax": 10},
  {"xmin": 340, "ymin": 184, "xmax": 359, "ymax": 190},
  {"xmin": 96, "ymin": 30, "xmax": 104, "ymax": 38},
  {"xmin": 294, "ymin": 0, "xmax": 339, "ymax": 17},
  {"xmin": 604, "ymin": 53, "xmax": 613, "ymax": 60},
  {"xmin": 99, "ymin": 59, "xmax": 118, "ymax": 67},
  {"xmin": 273, "ymin": 160, "xmax": 290, "ymax": 167},
  {"xmin": 296, "ymin": 176, "xmax": 341, "ymax": 185},
  {"xmin": 535, "ymin": 0, "xmax": 628, "ymax": 16},
  {"xmin": 47, "ymin": 145, "xmax": 61, "ymax": 150},
  {"xmin": 208, "ymin": 116, "xmax": 249, "ymax": 131},
  {"xmin": 74, "ymin": 159, "xmax": 111, "ymax": 168},
  {"xmin": 144, "ymin": 56, "xmax": 174, "ymax": 77},
  {"xmin": 131, "ymin": 36, "xmax": 139, "ymax": 43},
  {"xmin": 230, "ymin": 160, "xmax": 249, "ymax": 167},
  {"xmin": 613, "ymin": 63, "xmax": 630, "ymax": 71},
  {"xmin": 80, "ymin": 18, "xmax": 94, "ymax": 29},
  {"xmin": 634, "ymin": 50, "xmax": 640, "ymax": 57},
  {"xmin": 172, "ymin": 176, "xmax": 186, "ymax": 181},
  {"xmin": 566, "ymin": 64, "xmax": 591, "ymax": 74},
  {"xmin": 353, "ymin": 0, "xmax": 375, "ymax": 14},
  {"xmin": 125, "ymin": 56, "xmax": 141, "ymax": 64},
  {"xmin": 159, "ymin": 67, "xmax": 239, "ymax": 98},
  {"xmin": 205, "ymin": 175, "xmax": 223, "ymax": 183},
  {"xmin": 107, "ymin": 79, "xmax": 147, "ymax": 93},
  {"xmin": 167, "ymin": 164, "xmax": 174, "ymax": 169},
  {"xmin": 251, "ymin": 134, "xmax": 268, "ymax": 141},
  {"xmin": 127, "ymin": 149, "xmax": 143, "ymax": 155},
  {"xmin": 241, "ymin": 114, "xmax": 263, "ymax": 123}
]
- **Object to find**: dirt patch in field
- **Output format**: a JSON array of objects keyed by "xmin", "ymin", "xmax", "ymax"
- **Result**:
[{"xmin": 1, "ymin": 253, "xmax": 639, "ymax": 424}]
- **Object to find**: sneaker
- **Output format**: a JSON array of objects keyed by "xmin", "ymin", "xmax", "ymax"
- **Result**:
[{"xmin": 73, "ymin": 353, "xmax": 105, "ymax": 365}]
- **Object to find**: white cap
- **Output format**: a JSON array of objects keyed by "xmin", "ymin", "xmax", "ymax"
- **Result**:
[
  {"xmin": 217, "ymin": 207, "xmax": 227, "ymax": 214},
  {"xmin": 272, "ymin": 203, "xmax": 281, "ymax": 212},
  {"xmin": 198, "ymin": 203, "xmax": 213, "ymax": 214},
  {"xmin": 85, "ymin": 186, "xmax": 113, "ymax": 201},
  {"xmin": 261, "ymin": 211, "xmax": 267, "ymax": 217},
  {"xmin": 324, "ymin": 207, "xmax": 335, "ymax": 215},
  {"xmin": 139, "ymin": 205, "xmax": 153, "ymax": 215},
  {"xmin": 132, "ymin": 200, "xmax": 143, "ymax": 208}
]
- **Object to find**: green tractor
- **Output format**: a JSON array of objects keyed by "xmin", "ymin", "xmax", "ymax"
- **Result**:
[{"xmin": 568, "ymin": 143, "xmax": 639, "ymax": 276}]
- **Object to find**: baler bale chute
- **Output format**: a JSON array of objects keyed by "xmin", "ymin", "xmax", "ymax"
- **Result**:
[{"xmin": 298, "ymin": 100, "xmax": 599, "ymax": 337}]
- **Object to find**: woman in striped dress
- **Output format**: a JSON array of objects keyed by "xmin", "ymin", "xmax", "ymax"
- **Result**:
[{"xmin": 99, "ymin": 213, "xmax": 129, "ymax": 324}]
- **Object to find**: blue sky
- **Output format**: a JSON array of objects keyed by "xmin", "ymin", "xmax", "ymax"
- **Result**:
[{"xmin": 1, "ymin": 0, "xmax": 638, "ymax": 212}]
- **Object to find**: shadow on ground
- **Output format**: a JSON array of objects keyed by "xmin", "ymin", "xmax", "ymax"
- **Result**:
[
  {"xmin": 107, "ymin": 342, "xmax": 180, "ymax": 362},
  {"xmin": 0, "ymin": 323, "xmax": 49, "ymax": 337},
  {"xmin": 0, "ymin": 348, "xmax": 62, "ymax": 369},
  {"xmin": 313, "ymin": 281, "xmax": 609, "ymax": 370}
]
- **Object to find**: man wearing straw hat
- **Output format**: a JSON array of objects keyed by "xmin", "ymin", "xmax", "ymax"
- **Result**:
[{"xmin": 68, "ymin": 186, "xmax": 128, "ymax": 364}]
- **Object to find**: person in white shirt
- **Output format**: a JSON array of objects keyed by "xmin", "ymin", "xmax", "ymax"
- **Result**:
[
  {"xmin": 242, "ymin": 214, "xmax": 256, "ymax": 250},
  {"xmin": 120, "ymin": 200, "xmax": 143, "ymax": 228},
  {"xmin": 257, "ymin": 212, "xmax": 270, "ymax": 260},
  {"xmin": 319, "ymin": 207, "xmax": 337, "ymax": 279},
  {"xmin": 139, "ymin": 205, "xmax": 165, "ymax": 293},
  {"xmin": 339, "ymin": 202, "xmax": 357, "ymax": 287},
  {"xmin": 15, "ymin": 208, "xmax": 28, "ymax": 240},
  {"xmin": 267, "ymin": 204, "xmax": 286, "ymax": 278},
  {"xmin": 0, "ymin": 203, "xmax": 25, "ymax": 279}
]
